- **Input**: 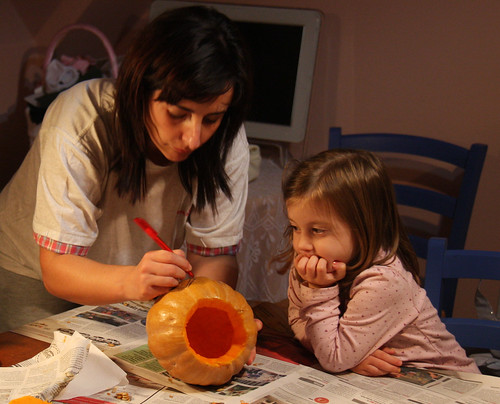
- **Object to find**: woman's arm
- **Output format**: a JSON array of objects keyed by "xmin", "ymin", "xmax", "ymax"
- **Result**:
[
  {"xmin": 187, "ymin": 252, "xmax": 238, "ymax": 288},
  {"xmin": 40, "ymin": 247, "xmax": 191, "ymax": 305}
]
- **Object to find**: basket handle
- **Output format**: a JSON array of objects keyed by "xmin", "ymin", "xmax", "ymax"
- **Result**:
[{"xmin": 43, "ymin": 23, "xmax": 119, "ymax": 89}]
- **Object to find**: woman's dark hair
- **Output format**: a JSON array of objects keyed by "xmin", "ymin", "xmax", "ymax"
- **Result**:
[
  {"xmin": 274, "ymin": 149, "xmax": 420, "ymax": 311},
  {"xmin": 110, "ymin": 6, "xmax": 252, "ymax": 210}
]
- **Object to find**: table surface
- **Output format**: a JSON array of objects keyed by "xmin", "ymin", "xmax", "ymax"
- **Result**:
[
  {"xmin": 0, "ymin": 331, "xmax": 49, "ymax": 367},
  {"xmin": 2, "ymin": 321, "xmax": 497, "ymax": 397},
  {"xmin": 0, "ymin": 301, "xmax": 319, "ymax": 369},
  {"xmin": 0, "ymin": 330, "xmax": 318, "ymax": 371}
]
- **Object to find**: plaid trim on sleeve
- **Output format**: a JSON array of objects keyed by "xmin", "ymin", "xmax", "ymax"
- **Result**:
[
  {"xmin": 33, "ymin": 232, "xmax": 89, "ymax": 256},
  {"xmin": 187, "ymin": 241, "xmax": 241, "ymax": 257}
]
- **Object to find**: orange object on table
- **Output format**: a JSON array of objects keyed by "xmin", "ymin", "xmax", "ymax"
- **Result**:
[{"xmin": 9, "ymin": 396, "xmax": 51, "ymax": 403}]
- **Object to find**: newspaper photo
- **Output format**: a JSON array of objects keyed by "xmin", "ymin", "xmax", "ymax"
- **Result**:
[{"xmin": 14, "ymin": 301, "xmax": 154, "ymax": 355}]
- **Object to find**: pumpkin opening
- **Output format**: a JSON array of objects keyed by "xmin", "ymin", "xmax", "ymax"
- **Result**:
[{"xmin": 185, "ymin": 298, "xmax": 247, "ymax": 362}]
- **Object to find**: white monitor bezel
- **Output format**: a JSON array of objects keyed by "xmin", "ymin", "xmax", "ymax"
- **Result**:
[{"xmin": 150, "ymin": 1, "xmax": 321, "ymax": 143}]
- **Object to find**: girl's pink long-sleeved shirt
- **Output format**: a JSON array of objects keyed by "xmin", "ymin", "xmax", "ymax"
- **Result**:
[{"xmin": 288, "ymin": 255, "xmax": 480, "ymax": 374}]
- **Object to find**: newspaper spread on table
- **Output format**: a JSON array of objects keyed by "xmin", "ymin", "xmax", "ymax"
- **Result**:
[
  {"xmin": 0, "ymin": 331, "xmax": 90, "ymax": 402},
  {"xmin": 12, "ymin": 302, "xmax": 500, "ymax": 404},
  {"xmin": 0, "ymin": 330, "xmax": 127, "ymax": 403}
]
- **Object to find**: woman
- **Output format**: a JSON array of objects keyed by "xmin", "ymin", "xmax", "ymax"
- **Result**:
[{"xmin": 0, "ymin": 6, "xmax": 252, "ymax": 331}]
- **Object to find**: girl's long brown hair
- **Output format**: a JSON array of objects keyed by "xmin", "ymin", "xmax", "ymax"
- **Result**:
[{"xmin": 275, "ymin": 149, "xmax": 420, "ymax": 311}]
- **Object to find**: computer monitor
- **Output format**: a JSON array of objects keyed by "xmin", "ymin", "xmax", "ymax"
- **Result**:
[{"xmin": 150, "ymin": 1, "xmax": 321, "ymax": 143}]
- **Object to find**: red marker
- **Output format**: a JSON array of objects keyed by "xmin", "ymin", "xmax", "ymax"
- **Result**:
[{"xmin": 134, "ymin": 217, "xmax": 194, "ymax": 278}]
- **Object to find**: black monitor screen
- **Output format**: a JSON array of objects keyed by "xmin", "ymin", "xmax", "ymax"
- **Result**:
[{"xmin": 237, "ymin": 22, "xmax": 303, "ymax": 126}]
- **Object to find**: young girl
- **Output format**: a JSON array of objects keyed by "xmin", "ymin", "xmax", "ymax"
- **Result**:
[{"xmin": 278, "ymin": 149, "xmax": 479, "ymax": 375}]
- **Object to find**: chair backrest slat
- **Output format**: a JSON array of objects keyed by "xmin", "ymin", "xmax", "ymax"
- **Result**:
[
  {"xmin": 441, "ymin": 251, "xmax": 500, "ymax": 280},
  {"xmin": 329, "ymin": 129, "xmax": 471, "ymax": 167},
  {"xmin": 329, "ymin": 127, "xmax": 488, "ymax": 258},
  {"xmin": 425, "ymin": 237, "xmax": 500, "ymax": 351},
  {"xmin": 450, "ymin": 144, "xmax": 488, "ymax": 249},
  {"xmin": 443, "ymin": 319, "xmax": 500, "ymax": 349},
  {"xmin": 394, "ymin": 185, "xmax": 456, "ymax": 217},
  {"xmin": 408, "ymin": 235, "xmax": 429, "ymax": 259}
]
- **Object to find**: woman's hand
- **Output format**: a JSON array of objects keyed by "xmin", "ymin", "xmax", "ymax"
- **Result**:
[
  {"xmin": 246, "ymin": 318, "xmax": 263, "ymax": 365},
  {"xmin": 124, "ymin": 249, "xmax": 193, "ymax": 301},
  {"xmin": 40, "ymin": 247, "xmax": 191, "ymax": 305},
  {"xmin": 294, "ymin": 254, "xmax": 346, "ymax": 288},
  {"xmin": 351, "ymin": 348, "xmax": 402, "ymax": 376}
]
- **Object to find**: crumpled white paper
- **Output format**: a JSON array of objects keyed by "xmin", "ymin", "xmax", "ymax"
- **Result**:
[
  {"xmin": 55, "ymin": 331, "xmax": 128, "ymax": 400},
  {"xmin": 3, "ymin": 331, "xmax": 128, "ymax": 402}
]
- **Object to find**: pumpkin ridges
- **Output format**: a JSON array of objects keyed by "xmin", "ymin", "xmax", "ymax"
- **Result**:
[
  {"xmin": 149, "ymin": 332, "xmax": 185, "ymax": 358},
  {"xmin": 167, "ymin": 351, "xmax": 235, "ymax": 385},
  {"xmin": 146, "ymin": 277, "xmax": 257, "ymax": 386},
  {"xmin": 150, "ymin": 298, "xmax": 255, "ymax": 365},
  {"xmin": 156, "ymin": 331, "xmax": 250, "ymax": 385}
]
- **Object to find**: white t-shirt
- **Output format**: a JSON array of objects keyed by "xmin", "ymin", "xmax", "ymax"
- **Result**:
[{"xmin": 0, "ymin": 79, "xmax": 249, "ymax": 280}]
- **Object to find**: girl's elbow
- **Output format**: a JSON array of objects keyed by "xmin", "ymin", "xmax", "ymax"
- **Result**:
[
  {"xmin": 318, "ymin": 358, "xmax": 351, "ymax": 374},
  {"xmin": 312, "ymin": 344, "xmax": 355, "ymax": 373}
]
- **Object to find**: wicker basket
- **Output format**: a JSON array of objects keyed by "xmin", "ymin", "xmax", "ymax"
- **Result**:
[{"xmin": 26, "ymin": 23, "xmax": 118, "ymax": 145}]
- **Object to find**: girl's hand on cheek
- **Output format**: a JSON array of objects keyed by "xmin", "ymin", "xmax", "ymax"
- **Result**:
[
  {"xmin": 295, "ymin": 254, "xmax": 345, "ymax": 288},
  {"xmin": 294, "ymin": 253, "xmax": 311, "ymax": 276},
  {"xmin": 330, "ymin": 260, "xmax": 347, "ymax": 283}
]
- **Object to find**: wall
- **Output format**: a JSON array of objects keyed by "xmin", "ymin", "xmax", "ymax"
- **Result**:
[
  {"xmin": 0, "ymin": 0, "xmax": 152, "ymax": 186},
  {"xmin": 337, "ymin": 1, "xmax": 500, "ymax": 258},
  {"xmin": 296, "ymin": 0, "xmax": 499, "ymax": 254},
  {"xmin": 1, "ymin": 0, "xmax": 498, "ymax": 310}
]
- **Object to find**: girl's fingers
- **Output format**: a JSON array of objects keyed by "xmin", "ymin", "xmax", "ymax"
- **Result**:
[
  {"xmin": 316, "ymin": 257, "xmax": 328, "ymax": 274},
  {"xmin": 331, "ymin": 260, "xmax": 347, "ymax": 280},
  {"xmin": 304, "ymin": 255, "xmax": 319, "ymax": 275},
  {"xmin": 295, "ymin": 255, "xmax": 347, "ymax": 286},
  {"xmin": 294, "ymin": 255, "xmax": 310, "ymax": 276}
]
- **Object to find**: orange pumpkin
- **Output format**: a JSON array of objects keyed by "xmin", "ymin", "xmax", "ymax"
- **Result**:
[
  {"xmin": 146, "ymin": 277, "xmax": 258, "ymax": 386},
  {"xmin": 9, "ymin": 397, "xmax": 50, "ymax": 404}
]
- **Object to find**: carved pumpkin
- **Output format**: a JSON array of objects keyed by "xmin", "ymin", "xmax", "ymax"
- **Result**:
[{"xmin": 146, "ymin": 277, "xmax": 258, "ymax": 386}]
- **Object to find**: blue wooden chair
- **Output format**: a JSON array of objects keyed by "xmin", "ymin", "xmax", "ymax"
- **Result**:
[
  {"xmin": 329, "ymin": 127, "xmax": 487, "ymax": 259},
  {"xmin": 425, "ymin": 237, "xmax": 500, "ymax": 350},
  {"xmin": 329, "ymin": 128, "xmax": 487, "ymax": 317}
]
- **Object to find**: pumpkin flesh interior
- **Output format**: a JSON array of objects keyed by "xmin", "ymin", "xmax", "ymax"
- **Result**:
[{"xmin": 185, "ymin": 298, "xmax": 247, "ymax": 364}]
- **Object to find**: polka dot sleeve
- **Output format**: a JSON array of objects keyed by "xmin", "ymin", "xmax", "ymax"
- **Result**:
[{"xmin": 288, "ymin": 262, "xmax": 420, "ymax": 373}]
